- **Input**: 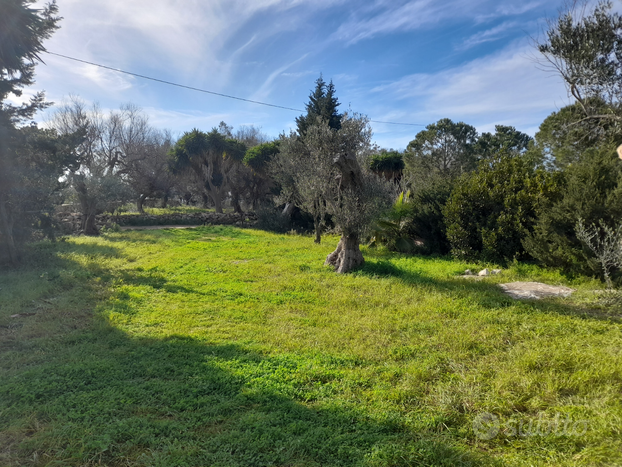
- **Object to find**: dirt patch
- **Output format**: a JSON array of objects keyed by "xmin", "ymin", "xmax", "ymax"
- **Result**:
[{"xmin": 499, "ymin": 282, "xmax": 575, "ymax": 300}]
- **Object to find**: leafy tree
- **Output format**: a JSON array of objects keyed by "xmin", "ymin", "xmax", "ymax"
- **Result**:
[
  {"xmin": 243, "ymin": 141, "xmax": 280, "ymax": 210},
  {"xmin": 273, "ymin": 128, "xmax": 335, "ymax": 243},
  {"xmin": 369, "ymin": 150, "xmax": 404, "ymax": 182},
  {"xmin": 532, "ymin": 100, "xmax": 619, "ymax": 169},
  {"xmin": 444, "ymin": 151, "xmax": 558, "ymax": 263},
  {"xmin": 404, "ymin": 118, "xmax": 478, "ymax": 187},
  {"xmin": 295, "ymin": 75, "xmax": 342, "ymax": 136},
  {"xmin": 406, "ymin": 178, "xmax": 453, "ymax": 255},
  {"xmin": 0, "ymin": 0, "xmax": 64, "ymax": 265},
  {"xmin": 538, "ymin": 0, "xmax": 622, "ymax": 124},
  {"xmin": 169, "ymin": 129, "xmax": 245, "ymax": 213},
  {"xmin": 475, "ymin": 125, "xmax": 532, "ymax": 160}
]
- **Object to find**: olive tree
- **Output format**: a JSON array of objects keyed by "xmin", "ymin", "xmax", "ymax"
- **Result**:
[
  {"xmin": 168, "ymin": 128, "xmax": 246, "ymax": 213},
  {"xmin": 51, "ymin": 99, "xmax": 168, "ymax": 232},
  {"xmin": 538, "ymin": 1, "xmax": 622, "ymax": 123},
  {"xmin": 273, "ymin": 114, "xmax": 391, "ymax": 271}
]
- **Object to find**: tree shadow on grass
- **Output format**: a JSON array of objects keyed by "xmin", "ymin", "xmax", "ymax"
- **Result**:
[
  {"xmin": 357, "ymin": 257, "xmax": 620, "ymax": 323},
  {"xmin": 117, "ymin": 269, "xmax": 206, "ymax": 296},
  {"xmin": 0, "ymin": 329, "xmax": 491, "ymax": 467},
  {"xmin": 0, "ymin": 244, "xmax": 492, "ymax": 467}
]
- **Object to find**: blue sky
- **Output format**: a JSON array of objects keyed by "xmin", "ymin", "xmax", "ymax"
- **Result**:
[{"xmin": 21, "ymin": 0, "xmax": 576, "ymax": 149}]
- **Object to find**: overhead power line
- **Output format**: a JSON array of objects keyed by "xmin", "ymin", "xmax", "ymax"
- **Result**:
[{"xmin": 45, "ymin": 51, "xmax": 426, "ymax": 127}]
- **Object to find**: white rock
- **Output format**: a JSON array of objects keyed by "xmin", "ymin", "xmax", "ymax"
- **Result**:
[
  {"xmin": 491, "ymin": 269, "xmax": 502, "ymax": 275},
  {"xmin": 464, "ymin": 269, "xmax": 473, "ymax": 275},
  {"xmin": 478, "ymin": 269, "xmax": 490, "ymax": 276}
]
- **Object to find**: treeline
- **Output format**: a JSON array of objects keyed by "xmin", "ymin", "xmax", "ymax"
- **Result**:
[{"xmin": 368, "ymin": 113, "xmax": 622, "ymax": 281}]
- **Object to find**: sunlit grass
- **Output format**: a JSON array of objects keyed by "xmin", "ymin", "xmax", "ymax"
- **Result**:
[
  {"xmin": 114, "ymin": 205, "xmax": 234, "ymax": 216},
  {"xmin": 0, "ymin": 227, "xmax": 620, "ymax": 466}
]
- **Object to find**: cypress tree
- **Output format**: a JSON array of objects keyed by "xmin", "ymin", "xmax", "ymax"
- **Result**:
[{"xmin": 295, "ymin": 75, "xmax": 342, "ymax": 136}]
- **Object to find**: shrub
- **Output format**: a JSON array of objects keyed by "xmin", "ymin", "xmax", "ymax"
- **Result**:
[
  {"xmin": 369, "ymin": 178, "xmax": 453, "ymax": 255},
  {"xmin": 444, "ymin": 152, "xmax": 557, "ymax": 263},
  {"xmin": 255, "ymin": 204, "xmax": 291, "ymax": 233},
  {"xmin": 523, "ymin": 145, "xmax": 622, "ymax": 276},
  {"xmin": 406, "ymin": 178, "xmax": 453, "ymax": 255}
]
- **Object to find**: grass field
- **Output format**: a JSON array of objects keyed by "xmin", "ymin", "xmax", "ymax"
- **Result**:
[{"xmin": 1, "ymin": 226, "xmax": 620, "ymax": 466}]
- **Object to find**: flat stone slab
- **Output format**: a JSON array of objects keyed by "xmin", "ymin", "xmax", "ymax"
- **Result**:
[{"xmin": 499, "ymin": 282, "xmax": 575, "ymax": 300}]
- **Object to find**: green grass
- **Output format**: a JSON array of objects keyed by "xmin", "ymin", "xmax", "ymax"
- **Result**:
[
  {"xmin": 115, "ymin": 206, "xmax": 235, "ymax": 216},
  {"xmin": 0, "ymin": 227, "xmax": 620, "ymax": 466}
]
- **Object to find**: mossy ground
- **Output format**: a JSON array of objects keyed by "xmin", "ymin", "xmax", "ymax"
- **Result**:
[{"xmin": 0, "ymin": 226, "xmax": 620, "ymax": 466}]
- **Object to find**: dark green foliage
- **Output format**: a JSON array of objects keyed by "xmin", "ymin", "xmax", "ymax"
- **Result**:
[
  {"xmin": 0, "ymin": 0, "xmax": 62, "ymax": 265},
  {"xmin": 243, "ymin": 140, "xmax": 280, "ymax": 170},
  {"xmin": 169, "ymin": 128, "xmax": 245, "ymax": 213},
  {"xmin": 444, "ymin": 152, "xmax": 558, "ymax": 263},
  {"xmin": 255, "ymin": 203, "xmax": 291, "ymax": 233},
  {"xmin": 369, "ymin": 150, "xmax": 404, "ymax": 181},
  {"xmin": 406, "ymin": 178, "xmax": 453, "ymax": 255},
  {"xmin": 370, "ymin": 179, "xmax": 452, "ymax": 256},
  {"xmin": 0, "ymin": 0, "xmax": 59, "ymax": 101},
  {"xmin": 523, "ymin": 145, "xmax": 622, "ymax": 276},
  {"xmin": 0, "ymin": 126, "xmax": 81, "ymax": 263},
  {"xmin": 475, "ymin": 125, "xmax": 532, "ymax": 160},
  {"xmin": 295, "ymin": 75, "xmax": 342, "ymax": 136}
]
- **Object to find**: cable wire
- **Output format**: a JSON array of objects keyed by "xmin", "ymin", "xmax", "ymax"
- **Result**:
[{"xmin": 45, "ymin": 51, "xmax": 426, "ymax": 127}]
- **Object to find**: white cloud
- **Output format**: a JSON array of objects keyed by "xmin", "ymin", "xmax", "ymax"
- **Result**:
[
  {"xmin": 330, "ymin": 0, "xmax": 552, "ymax": 45},
  {"xmin": 368, "ymin": 40, "xmax": 570, "ymax": 148},
  {"xmin": 457, "ymin": 21, "xmax": 522, "ymax": 50},
  {"xmin": 474, "ymin": 1, "xmax": 546, "ymax": 23},
  {"xmin": 251, "ymin": 54, "xmax": 310, "ymax": 101}
]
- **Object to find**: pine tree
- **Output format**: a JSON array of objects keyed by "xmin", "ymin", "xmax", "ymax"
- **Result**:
[
  {"xmin": 295, "ymin": 75, "xmax": 342, "ymax": 136},
  {"xmin": 0, "ymin": 0, "xmax": 63, "ymax": 265}
]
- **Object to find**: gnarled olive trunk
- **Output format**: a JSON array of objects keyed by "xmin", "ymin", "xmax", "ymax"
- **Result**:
[
  {"xmin": 231, "ymin": 189, "xmax": 243, "ymax": 214},
  {"xmin": 0, "ymin": 195, "xmax": 19, "ymax": 266},
  {"xmin": 314, "ymin": 214, "xmax": 322, "ymax": 244},
  {"xmin": 325, "ymin": 151, "xmax": 366, "ymax": 273},
  {"xmin": 325, "ymin": 233, "xmax": 364, "ymax": 273},
  {"xmin": 211, "ymin": 191, "xmax": 223, "ymax": 214},
  {"xmin": 74, "ymin": 179, "xmax": 99, "ymax": 235},
  {"xmin": 137, "ymin": 193, "xmax": 148, "ymax": 214}
]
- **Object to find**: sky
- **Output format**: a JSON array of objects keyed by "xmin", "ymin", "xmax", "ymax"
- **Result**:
[{"xmin": 20, "ymin": 0, "xmax": 578, "ymax": 149}]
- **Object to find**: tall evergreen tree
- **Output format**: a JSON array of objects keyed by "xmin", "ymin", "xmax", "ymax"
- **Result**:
[
  {"xmin": 0, "ymin": 0, "xmax": 65, "ymax": 265},
  {"xmin": 295, "ymin": 75, "xmax": 342, "ymax": 136}
]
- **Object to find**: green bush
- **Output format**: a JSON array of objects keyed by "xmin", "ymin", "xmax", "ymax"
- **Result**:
[
  {"xmin": 369, "ymin": 191, "xmax": 417, "ymax": 253},
  {"xmin": 369, "ymin": 178, "xmax": 452, "ymax": 255},
  {"xmin": 255, "ymin": 204, "xmax": 291, "ymax": 233},
  {"xmin": 444, "ymin": 152, "xmax": 557, "ymax": 263},
  {"xmin": 406, "ymin": 178, "xmax": 453, "ymax": 255},
  {"xmin": 523, "ymin": 145, "xmax": 622, "ymax": 276}
]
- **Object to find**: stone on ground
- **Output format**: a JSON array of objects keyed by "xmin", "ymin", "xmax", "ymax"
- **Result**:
[{"xmin": 499, "ymin": 282, "xmax": 575, "ymax": 300}]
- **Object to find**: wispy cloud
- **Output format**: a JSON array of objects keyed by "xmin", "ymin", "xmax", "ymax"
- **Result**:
[
  {"xmin": 251, "ymin": 54, "xmax": 310, "ymax": 101},
  {"xmin": 329, "ymin": 0, "xmax": 545, "ymax": 45},
  {"xmin": 474, "ymin": 1, "xmax": 547, "ymax": 23},
  {"xmin": 368, "ymin": 40, "xmax": 569, "ymax": 147},
  {"xmin": 457, "ymin": 20, "xmax": 522, "ymax": 50}
]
